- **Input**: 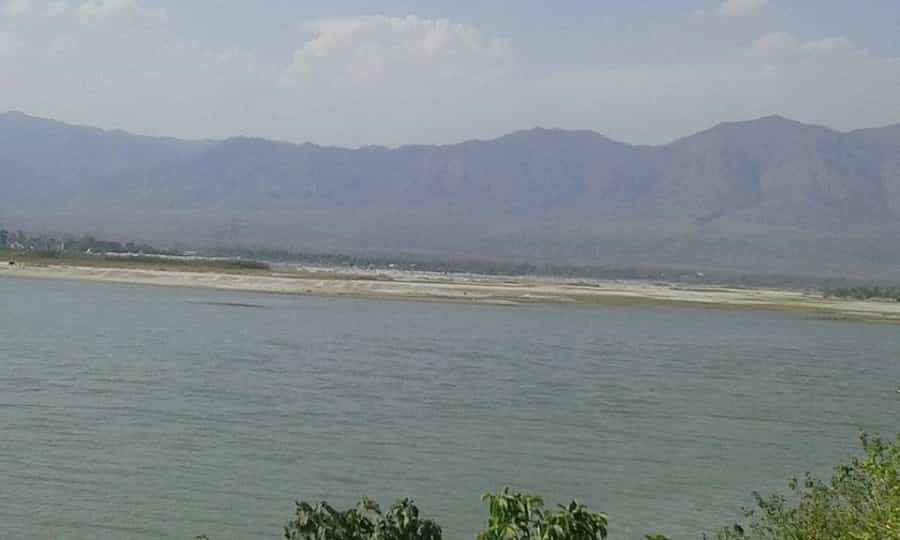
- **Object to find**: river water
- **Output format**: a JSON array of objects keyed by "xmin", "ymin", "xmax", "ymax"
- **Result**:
[{"xmin": 1, "ymin": 276, "xmax": 898, "ymax": 539}]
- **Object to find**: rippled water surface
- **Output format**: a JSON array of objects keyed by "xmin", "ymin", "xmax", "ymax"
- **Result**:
[{"xmin": 1, "ymin": 277, "xmax": 898, "ymax": 539}]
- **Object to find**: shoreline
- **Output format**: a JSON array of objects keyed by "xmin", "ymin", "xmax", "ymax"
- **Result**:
[{"xmin": 3, "ymin": 261, "xmax": 900, "ymax": 323}]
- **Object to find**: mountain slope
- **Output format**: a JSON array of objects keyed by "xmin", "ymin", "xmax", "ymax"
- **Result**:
[{"xmin": 1, "ymin": 112, "xmax": 899, "ymax": 277}]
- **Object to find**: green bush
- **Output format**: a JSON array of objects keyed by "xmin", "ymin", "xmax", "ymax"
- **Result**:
[
  {"xmin": 283, "ymin": 498, "xmax": 442, "ymax": 540},
  {"xmin": 713, "ymin": 434, "xmax": 900, "ymax": 540},
  {"xmin": 477, "ymin": 488, "xmax": 607, "ymax": 540},
  {"xmin": 198, "ymin": 434, "xmax": 899, "ymax": 539}
]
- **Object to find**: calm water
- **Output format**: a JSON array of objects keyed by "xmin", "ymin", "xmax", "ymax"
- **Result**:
[{"xmin": 1, "ymin": 277, "xmax": 898, "ymax": 540}]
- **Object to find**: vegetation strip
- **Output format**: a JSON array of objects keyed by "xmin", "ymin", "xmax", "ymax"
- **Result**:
[{"xmin": 198, "ymin": 435, "xmax": 900, "ymax": 539}]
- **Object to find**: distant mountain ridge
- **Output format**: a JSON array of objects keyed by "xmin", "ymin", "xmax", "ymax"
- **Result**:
[{"xmin": 2, "ymin": 111, "xmax": 900, "ymax": 279}]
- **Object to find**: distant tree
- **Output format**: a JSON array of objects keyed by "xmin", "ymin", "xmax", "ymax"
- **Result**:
[
  {"xmin": 825, "ymin": 286, "xmax": 900, "ymax": 302},
  {"xmin": 77, "ymin": 235, "xmax": 97, "ymax": 251},
  {"xmin": 0, "ymin": 229, "xmax": 8, "ymax": 247}
]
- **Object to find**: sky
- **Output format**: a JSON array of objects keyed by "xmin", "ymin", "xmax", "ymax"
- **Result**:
[{"xmin": 1, "ymin": 0, "xmax": 899, "ymax": 147}]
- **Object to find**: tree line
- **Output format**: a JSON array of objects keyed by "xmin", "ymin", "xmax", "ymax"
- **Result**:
[
  {"xmin": 0, "ymin": 229, "xmax": 175, "ymax": 257},
  {"xmin": 825, "ymin": 286, "xmax": 900, "ymax": 302},
  {"xmin": 4, "ymin": 226, "xmax": 900, "ymax": 293}
]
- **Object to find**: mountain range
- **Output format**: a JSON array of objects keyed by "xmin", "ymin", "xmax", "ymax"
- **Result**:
[{"xmin": 2, "ymin": 111, "xmax": 900, "ymax": 279}]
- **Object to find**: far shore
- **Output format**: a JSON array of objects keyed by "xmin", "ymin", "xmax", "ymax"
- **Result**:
[{"xmin": 3, "ymin": 260, "xmax": 900, "ymax": 323}]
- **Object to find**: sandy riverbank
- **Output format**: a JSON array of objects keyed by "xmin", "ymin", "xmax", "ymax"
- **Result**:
[{"xmin": 3, "ymin": 261, "xmax": 900, "ymax": 323}]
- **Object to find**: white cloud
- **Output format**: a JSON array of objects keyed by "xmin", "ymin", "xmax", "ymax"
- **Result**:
[
  {"xmin": 535, "ymin": 31, "xmax": 898, "ymax": 144},
  {"xmin": 281, "ymin": 16, "xmax": 510, "ymax": 93},
  {"xmin": 2, "ymin": 0, "xmax": 32, "ymax": 15},
  {"xmin": 0, "ymin": 30, "xmax": 18, "ymax": 55},
  {"xmin": 48, "ymin": 0, "xmax": 67, "ymax": 15},
  {"xmin": 752, "ymin": 31, "xmax": 852, "ymax": 56},
  {"xmin": 800, "ymin": 36, "xmax": 851, "ymax": 54},
  {"xmin": 273, "ymin": 15, "xmax": 513, "ymax": 144},
  {"xmin": 0, "ymin": 0, "xmax": 266, "ymax": 141},
  {"xmin": 718, "ymin": 0, "xmax": 768, "ymax": 17},
  {"xmin": 0, "ymin": 8, "xmax": 898, "ymax": 148},
  {"xmin": 751, "ymin": 31, "xmax": 799, "ymax": 53},
  {"xmin": 77, "ymin": 0, "xmax": 164, "ymax": 23},
  {"xmin": 1, "ymin": 0, "xmax": 66, "ymax": 16},
  {"xmin": 78, "ymin": 0, "xmax": 132, "ymax": 17}
]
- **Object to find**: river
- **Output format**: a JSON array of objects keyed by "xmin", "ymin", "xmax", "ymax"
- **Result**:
[{"xmin": 1, "ymin": 277, "xmax": 898, "ymax": 539}]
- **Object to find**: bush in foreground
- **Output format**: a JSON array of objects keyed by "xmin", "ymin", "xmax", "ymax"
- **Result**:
[
  {"xmin": 476, "ymin": 488, "xmax": 608, "ymax": 540},
  {"xmin": 713, "ymin": 434, "xmax": 900, "ymax": 540},
  {"xmin": 283, "ymin": 498, "xmax": 442, "ymax": 540},
  {"xmin": 199, "ymin": 434, "xmax": 899, "ymax": 539}
]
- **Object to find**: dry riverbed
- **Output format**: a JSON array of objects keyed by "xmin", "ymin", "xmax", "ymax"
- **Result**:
[{"xmin": 3, "ymin": 261, "xmax": 900, "ymax": 323}]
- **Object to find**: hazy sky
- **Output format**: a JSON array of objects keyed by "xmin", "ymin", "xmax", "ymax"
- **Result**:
[{"xmin": 1, "ymin": 0, "xmax": 899, "ymax": 147}]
